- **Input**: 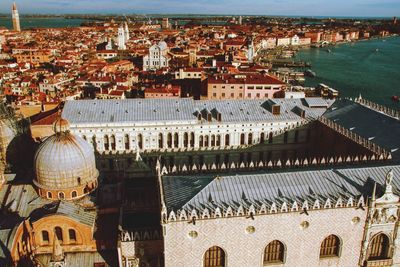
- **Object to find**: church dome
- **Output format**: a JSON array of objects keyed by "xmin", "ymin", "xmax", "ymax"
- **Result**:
[{"xmin": 33, "ymin": 118, "xmax": 98, "ymax": 200}]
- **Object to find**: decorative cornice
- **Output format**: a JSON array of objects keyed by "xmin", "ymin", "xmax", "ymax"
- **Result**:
[{"xmin": 162, "ymin": 195, "xmax": 365, "ymax": 224}]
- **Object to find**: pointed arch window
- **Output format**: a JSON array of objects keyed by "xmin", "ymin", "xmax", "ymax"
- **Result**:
[
  {"xmin": 264, "ymin": 240, "xmax": 285, "ymax": 264},
  {"xmin": 368, "ymin": 233, "xmax": 390, "ymax": 261},
  {"xmin": 204, "ymin": 246, "xmax": 225, "ymax": 267},
  {"xmin": 320, "ymin": 235, "xmax": 341, "ymax": 258}
]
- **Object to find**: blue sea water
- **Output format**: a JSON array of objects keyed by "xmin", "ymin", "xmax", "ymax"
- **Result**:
[
  {"xmin": 0, "ymin": 17, "xmax": 87, "ymax": 29},
  {"xmin": 296, "ymin": 36, "xmax": 400, "ymax": 108}
]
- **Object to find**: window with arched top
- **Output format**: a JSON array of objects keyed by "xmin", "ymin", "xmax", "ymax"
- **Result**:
[
  {"xmin": 69, "ymin": 229, "xmax": 77, "ymax": 242},
  {"xmin": 71, "ymin": 191, "xmax": 77, "ymax": 198},
  {"xmin": 248, "ymin": 133, "xmax": 253, "ymax": 145},
  {"xmin": 264, "ymin": 240, "xmax": 285, "ymax": 264},
  {"xmin": 55, "ymin": 227, "xmax": 63, "ymax": 242},
  {"xmin": 124, "ymin": 134, "xmax": 130, "ymax": 150},
  {"xmin": 58, "ymin": 192, "xmax": 65, "ymax": 199},
  {"xmin": 104, "ymin": 135, "xmax": 109, "ymax": 150},
  {"xmin": 268, "ymin": 132, "xmax": 273, "ymax": 144},
  {"xmin": 240, "ymin": 133, "xmax": 245, "ymax": 145},
  {"xmin": 138, "ymin": 134, "xmax": 143, "ymax": 150},
  {"xmin": 92, "ymin": 136, "xmax": 97, "ymax": 150},
  {"xmin": 174, "ymin": 133, "xmax": 179, "ymax": 148},
  {"xmin": 320, "ymin": 235, "xmax": 341, "ymax": 258},
  {"xmin": 184, "ymin": 133, "xmax": 189, "ymax": 147},
  {"xmin": 47, "ymin": 191, "xmax": 52, "ymax": 199},
  {"xmin": 260, "ymin": 132, "xmax": 265, "ymax": 143},
  {"xmin": 158, "ymin": 133, "xmax": 164, "ymax": 149},
  {"xmin": 167, "ymin": 133, "xmax": 172, "ymax": 148},
  {"xmin": 211, "ymin": 135, "xmax": 216, "ymax": 147},
  {"xmin": 110, "ymin": 135, "xmax": 116, "ymax": 150},
  {"xmin": 204, "ymin": 246, "xmax": 225, "ymax": 267},
  {"xmin": 368, "ymin": 233, "xmax": 390, "ymax": 261},
  {"xmin": 42, "ymin": 230, "xmax": 49, "ymax": 244},
  {"xmin": 225, "ymin": 134, "xmax": 230, "ymax": 146},
  {"xmin": 190, "ymin": 132, "xmax": 195, "ymax": 147},
  {"xmin": 216, "ymin": 135, "xmax": 221, "ymax": 147},
  {"xmin": 199, "ymin": 136, "xmax": 204, "ymax": 147}
]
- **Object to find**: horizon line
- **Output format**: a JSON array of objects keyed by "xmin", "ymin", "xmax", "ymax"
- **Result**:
[{"xmin": 0, "ymin": 12, "xmax": 398, "ymax": 18}]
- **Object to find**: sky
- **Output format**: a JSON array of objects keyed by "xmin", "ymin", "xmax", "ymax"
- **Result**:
[{"xmin": 0, "ymin": 0, "xmax": 399, "ymax": 17}]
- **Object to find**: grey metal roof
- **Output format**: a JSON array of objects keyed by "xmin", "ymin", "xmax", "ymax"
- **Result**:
[
  {"xmin": 323, "ymin": 99, "xmax": 400, "ymax": 160},
  {"xmin": 56, "ymin": 201, "xmax": 96, "ymax": 227},
  {"xmin": 162, "ymin": 165, "xmax": 400, "ymax": 212},
  {"xmin": 62, "ymin": 98, "xmax": 334, "ymax": 125}
]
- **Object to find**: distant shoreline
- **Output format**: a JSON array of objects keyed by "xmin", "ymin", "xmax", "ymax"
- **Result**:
[{"xmin": 0, "ymin": 13, "xmax": 397, "ymax": 20}]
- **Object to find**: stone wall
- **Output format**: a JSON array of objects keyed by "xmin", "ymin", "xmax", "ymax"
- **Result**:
[{"xmin": 164, "ymin": 207, "xmax": 367, "ymax": 267}]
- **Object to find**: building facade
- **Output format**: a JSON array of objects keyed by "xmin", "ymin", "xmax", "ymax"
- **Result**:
[
  {"xmin": 61, "ymin": 98, "xmax": 332, "ymax": 154},
  {"xmin": 205, "ymin": 74, "xmax": 286, "ymax": 100},
  {"xmin": 143, "ymin": 41, "xmax": 169, "ymax": 71},
  {"xmin": 161, "ymin": 166, "xmax": 400, "ymax": 267}
]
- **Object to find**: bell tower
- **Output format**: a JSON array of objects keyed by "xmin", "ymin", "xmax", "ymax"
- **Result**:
[
  {"xmin": 48, "ymin": 233, "xmax": 66, "ymax": 267},
  {"xmin": 12, "ymin": 2, "xmax": 21, "ymax": 32}
]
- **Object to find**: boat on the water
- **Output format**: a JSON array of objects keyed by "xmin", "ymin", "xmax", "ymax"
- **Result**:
[
  {"xmin": 305, "ymin": 69, "xmax": 316, "ymax": 77},
  {"xmin": 375, "ymin": 48, "xmax": 379, "ymax": 52},
  {"xmin": 327, "ymin": 49, "xmax": 332, "ymax": 53}
]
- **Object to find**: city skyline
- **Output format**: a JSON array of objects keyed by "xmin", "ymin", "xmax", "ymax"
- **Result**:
[{"xmin": 0, "ymin": 0, "xmax": 399, "ymax": 17}]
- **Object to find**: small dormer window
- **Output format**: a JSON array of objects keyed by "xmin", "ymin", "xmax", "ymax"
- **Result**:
[
  {"xmin": 272, "ymin": 105, "xmax": 281, "ymax": 115},
  {"xmin": 217, "ymin": 113, "xmax": 222, "ymax": 122}
]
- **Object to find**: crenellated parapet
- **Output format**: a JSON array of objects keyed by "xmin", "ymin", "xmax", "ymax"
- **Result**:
[
  {"xmin": 159, "ymin": 153, "xmax": 389, "ymax": 176},
  {"xmin": 161, "ymin": 194, "xmax": 365, "ymax": 224}
]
